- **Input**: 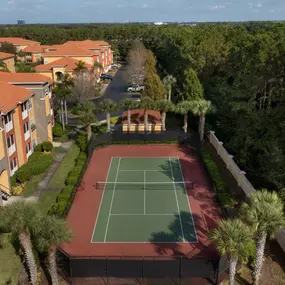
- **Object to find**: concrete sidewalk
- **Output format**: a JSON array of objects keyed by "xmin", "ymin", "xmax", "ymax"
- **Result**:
[{"xmin": 4, "ymin": 140, "xmax": 73, "ymax": 205}]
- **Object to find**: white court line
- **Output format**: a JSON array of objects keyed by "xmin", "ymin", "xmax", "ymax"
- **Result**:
[
  {"xmin": 176, "ymin": 157, "xmax": 198, "ymax": 243},
  {"xmin": 144, "ymin": 170, "xmax": 146, "ymax": 215},
  {"xmin": 91, "ymin": 157, "xmax": 114, "ymax": 243},
  {"xmin": 118, "ymin": 169, "xmax": 161, "ymax": 172},
  {"xmin": 103, "ymin": 157, "xmax": 121, "ymax": 242},
  {"xmin": 110, "ymin": 213, "xmax": 174, "ymax": 216},
  {"xmin": 91, "ymin": 241, "xmax": 193, "ymax": 244},
  {"xmin": 169, "ymin": 157, "xmax": 185, "ymax": 242}
]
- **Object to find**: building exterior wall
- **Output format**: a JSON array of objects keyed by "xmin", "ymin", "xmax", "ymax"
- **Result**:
[
  {"xmin": 38, "ymin": 72, "xmax": 53, "ymax": 79},
  {"xmin": 3, "ymin": 57, "xmax": 15, "ymax": 72},
  {"xmin": 0, "ymin": 118, "xmax": 10, "ymax": 192},
  {"xmin": 44, "ymin": 56, "xmax": 63, "ymax": 64},
  {"xmin": 13, "ymin": 106, "xmax": 25, "ymax": 167}
]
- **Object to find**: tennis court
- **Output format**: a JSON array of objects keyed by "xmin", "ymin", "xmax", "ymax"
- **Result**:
[{"xmin": 91, "ymin": 157, "xmax": 198, "ymax": 243}]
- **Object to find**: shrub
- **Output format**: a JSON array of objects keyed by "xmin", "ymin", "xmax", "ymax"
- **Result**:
[
  {"xmin": 202, "ymin": 147, "xmax": 236, "ymax": 209},
  {"xmin": 76, "ymin": 133, "xmax": 87, "ymax": 151},
  {"xmin": 12, "ymin": 183, "xmax": 27, "ymax": 196},
  {"xmin": 77, "ymin": 152, "xmax": 87, "ymax": 163},
  {"xmin": 15, "ymin": 168, "xmax": 32, "ymax": 184},
  {"xmin": 34, "ymin": 143, "xmax": 43, "ymax": 152},
  {"xmin": 66, "ymin": 165, "xmax": 83, "ymax": 186},
  {"xmin": 42, "ymin": 141, "xmax": 53, "ymax": 152},
  {"xmin": 245, "ymin": 240, "xmax": 256, "ymax": 268},
  {"xmin": 110, "ymin": 116, "xmax": 119, "ymax": 124},
  {"xmin": 10, "ymin": 175, "xmax": 17, "ymax": 187},
  {"xmin": 53, "ymin": 122, "xmax": 63, "ymax": 137}
]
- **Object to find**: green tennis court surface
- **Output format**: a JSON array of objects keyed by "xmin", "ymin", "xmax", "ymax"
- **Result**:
[{"xmin": 91, "ymin": 157, "xmax": 198, "ymax": 243}]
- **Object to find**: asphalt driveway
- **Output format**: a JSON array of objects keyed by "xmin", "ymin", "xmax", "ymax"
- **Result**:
[{"xmin": 68, "ymin": 65, "xmax": 138, "ymax": 125}]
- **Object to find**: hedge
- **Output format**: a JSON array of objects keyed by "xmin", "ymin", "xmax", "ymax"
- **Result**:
[
  {"xmin": 34, "ymin": 141, "xmax": 54, "ymax": 153},
  {"xmin": 53, "ymin": 122, "xmax": 63, "ymax": 137},
  {"xmin": 202, "ymin": 147, "xmax": 235, "ymax": 208},
  {"xmin": 14, "ymin": 152, "xmax": 53, "ymax": 184},
  {"xmin": 49, "ymin": 151, "xmax": 87, "ymax": 216}
]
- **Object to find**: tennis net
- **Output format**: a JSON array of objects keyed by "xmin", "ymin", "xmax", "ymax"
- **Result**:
[{"xmin": 95, "ymin": 181, "xmax": 194, "ymax": 191}]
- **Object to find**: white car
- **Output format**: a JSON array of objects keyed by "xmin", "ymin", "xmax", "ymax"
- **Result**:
[{"xmin": 127, "ymin": 84, "xmax": 145, "ymax": 92}]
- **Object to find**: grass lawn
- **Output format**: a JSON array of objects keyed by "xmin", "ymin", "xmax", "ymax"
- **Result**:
[
  {"xmin": 39, "ymin": 190, "xmax": 62, "ymax": 213},
  {"xmin": 48, "ymin": 144, "xmax": 80, "ymax": 189},
  {"xmin": 23, "ymin": 174, "xmax": 44, "ymax": 197},
  {"xmin": 53, "ymin": 133, "xmax": 69, "ymax": 143},
  {"xmin": 0, "ymin": 234, "xmax": 22, "ymax": 284}
]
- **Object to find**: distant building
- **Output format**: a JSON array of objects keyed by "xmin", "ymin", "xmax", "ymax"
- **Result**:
[{"xmin": 17, "ymin": 19, "xmax": 25, "ymax": 25}]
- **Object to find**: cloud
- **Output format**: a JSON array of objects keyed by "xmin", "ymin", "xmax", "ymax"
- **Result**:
[
  {"xmin": 142, "ymin": 3, "xmax": 149, "ymax": 8},
  {"xmin": 256, "ymin": 2, "xmax": 263, "ymax": 7},
  {"xmin": 208, "ymin": 5, "xmax": 226, "ymax": 10}
]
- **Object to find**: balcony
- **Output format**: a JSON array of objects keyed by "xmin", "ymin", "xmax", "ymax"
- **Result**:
[
  {"xmin": 22, "ymin": 109, "xmax": 28, "ymax": 119},
  {"xmin": 48, "ymin": 92, "xmax": 52, "ymax": 99},
  {"xmin": 10, "ymin": 166, "xmax": 18, "ymax": 176},
  {"xmin": 50, "ymin": 108, "xmax": 53, "ymax": 116},
  {"xmin": 24, "ymin": 131, "xmax": 30, "ymax": 141},
  {"xmin": 27, "ymin": 150, "xmax": 32, "ymax": 159},
  {"xmin": 8, "ymin": 144, "xmax": 16, "ymax": 156},
  {"xmin": 31, "ymin": 122, "xmax": 36, "ymax": 132},
  {"xmin": 5, "ymin": 121, "xmax": 13, "ymax": 133}
]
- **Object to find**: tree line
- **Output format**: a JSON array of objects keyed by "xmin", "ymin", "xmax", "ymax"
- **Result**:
[{"xmin": 6, "ymin": 22, "xmax": 285, "ymax": 195}]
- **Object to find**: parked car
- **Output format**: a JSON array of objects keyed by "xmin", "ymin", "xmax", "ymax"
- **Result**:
[
  {"xmin": 127, "ymin": 84, "xmax": 145, "ymax": 92},
  {"xmin": 130, "ymin": 94, "xmax": 141, "ymax": 102},
  {"xmin": 100, "ymin": 74, "xmax": 113, "ymax": 80}
]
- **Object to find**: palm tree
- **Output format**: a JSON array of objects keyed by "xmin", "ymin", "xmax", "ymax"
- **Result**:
[
  {"xmin": 53, "ymin": 73, "xmax": 74, "ymax": 129},
  {"xmin": 0, "ymin": 201, "xmax": 40, "ymax": 285},
  {"xmin": 175, "ymin": 101, "xmax": 192, "ymax": 133},
  {"xmin": 74, "ymin": 60, "xmax": 87, "ymax": 73},
  {"xmin": 154, "ymin": 99, "xmax": 174, "ymax": 131},
  {"xmin": 92, "ymin": 61, "xmax": 104, "ymax": 78},
  {"xmin": 211, "ymin": 219, "xmax": 253, "ymax": 285},
  {"xmin": 35, "ymin": 216, "xmax": 73, "ymax": 285},
  {"xmin": 99, "ymin": 99, "xmax": 117, "ymax": 132},
  {"xmin": 191, "ymin": 99, "xmax": 212, "ymax": 142},
  {"xmin": 240, "ymin": 190, "xmax": 285, "ymax": 285},
  {"xmin": 120, "ymin": 98, "xmax": 139, "ymax": 132},
  {"xmin": 0, "ymin": 60, "xmax": 9, "ymax": 72},
  {"xmin": 139, "ymin": 96, "xmax": 154, "ymax": 132},
  {"xmin": 163, "ymin": 75, "xmax": 176, "ymax": 101},
  {"xmin": 79, "ymin": 101, "xmax": 96, "ymax": 141}
]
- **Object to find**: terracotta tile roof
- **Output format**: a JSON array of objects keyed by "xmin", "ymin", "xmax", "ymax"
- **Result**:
[
  {"xmin": 0, "ymin": 81, "xmax": 33, "ymax": 113},
  {"xmin": 0, "ymin": 37, "xmax": 39, "ymax": 45},
  {"xmin": 0, "ymin": 52, "xmax": 14, "ymax": 60},
  {"xmin": 22, "ymin": 44, "xmax": 44, "ymax": 53},
  {"xmin": 122, "ymin": 109, "xmax": 161, "ymax": 125},
  {"xmin": 0, "ymin": 71, "xmax": 53, "ymax": 85},
  {"xmin": 64, "ymin": 40, "xmax": 107, "ymax": 52},
  {"xmin": 43, "ymin": 44, "xmax": 97, "ymax": 57},
  {"xmin": 35, "ymin": 57, "xmax": 92, "ymax": 72}
]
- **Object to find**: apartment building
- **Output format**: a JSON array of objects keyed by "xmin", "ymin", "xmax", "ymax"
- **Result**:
[
  {"xmin": 0, "ymin": 82, "xmax": 35, "ymax": 187},
  {"xmin": 35, "ymin": 57, "xmax": 93, "ymax": 82},
  {"xmin": 0, "ymin": 37, "xmax": 39, "ymax": 52},
  {"xmin": 0, "ymin": 72, "xmax": 54, "ymax": 144},
  {"xmin": 0, "ymin": 52, "xmax": 15, "ymax": 72},
  {"xmin": 22, "ymin": 44, "xmax": 63, "ymax": 63}
]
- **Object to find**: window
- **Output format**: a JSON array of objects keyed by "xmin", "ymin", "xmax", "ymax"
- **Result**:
[
  {"xmin": 44, "ymin": 58, "xmax": 48, "ymax": 64},
  {"xmin": 30, "ymin": 119, "xmax": 36, "ymax": 131},
  {"xmin": 22, "ymin": 103, "xmax": 28, "ymax": 119},
  {"xmin": 26, "ymin": 143, "xmax": 31, "ymax": 154},
  {"xmin": 24, "ymin": 122, "xmax": 29, "ymax": 133},
  {"xmin": 4, "ymin": 113, "xmax": 12, "ymax": 125},
  {"xmin": 32, "ymin": 138, "xmax": 37, "ymax": 150},
  {"xmin": 22, "ymin": 103, "xmax": 27, "ymax": 112},
  {"xmin": 26, "ymin": 59, "xmax": 32, "ymax": 63},
  {"xmin": 10, "ymin": 157, "xmax": 17, "ymax": 170},
  {"xmin": 28, "ymin": 98, "xmax": 32, "ymax": 111},
  {"xmin": 7, "ymin": 135, "xmax": 14, "ymax": 148}
]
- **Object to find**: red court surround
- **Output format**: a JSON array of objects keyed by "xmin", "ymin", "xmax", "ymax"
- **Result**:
[{"xmin": 61, "ymin": 144, "xmax": 221, "ymax": 260}]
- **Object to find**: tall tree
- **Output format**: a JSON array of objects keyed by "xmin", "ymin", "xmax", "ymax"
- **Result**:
[
  {"xmin": 35, "ymin": 216, "xmax": 73, "ymax": 285},
  {"xmin": 190, "ymin": 99, "xmax": 212, "ymax": 142},
  {"xmin": 53, "ymin": 73, "xmax": 74, "ymax": 129},
  {"xmin": 143, "ymin": 71, "xmax": 165, "ymax": 100},
  {"xmin": 163, "ymin": 75, "xmax": 176, "ymax": 101},
  {"xmin": 120, "ymin": 98, "xmax": 139, "ymax": 132},
  {"xmin": 0, "ymin": 42, "xmax": 17, "ymax": 55},
  {"xmin": 0, "ymin": 201, "xmax": 40, "ymax": 285},
  {"xmin": 240, "ymin": 190, "xmax": 285, "ymax": 285},
  {"xmin": 181, "ymin": 68, "xmax": 204, "ymax": 100},
  {"xmin": 72, "ymin": 73, "xmax": 96, "ymax": 105},
  {"xmin": 99, "ymin": 99, "xmax": 117, "ymax": 132},
  {"xmin": 92, "ymin": 61, "xmax": 104, "ymax": 78},
  {"xmin": 154, "ymin": 99, "xmax": 174, "ymax": 131},
  {"xmin": 211, "ymin": 219, "xmax": 253, "ymax": 285},
  {"xmin": 126, "ymin": 40, "xmax": 148, "ymax": 85},
  {"xmin": 139, "ymin": 96, "xmax": 154, "ymax": 132},
  {"xmin": 79, "ymin": 101, "xmax": 97, "ymax": 141},
  {"xmin": 175, "ymin": 101, "xmax": 193, "ymax": 133}
]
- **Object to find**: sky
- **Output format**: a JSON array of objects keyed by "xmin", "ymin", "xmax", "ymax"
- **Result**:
[{"xmin": 0, "ymin": 0, "xmax": 284, "ymax": 24}]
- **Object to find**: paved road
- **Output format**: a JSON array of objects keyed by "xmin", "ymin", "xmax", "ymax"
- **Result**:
[{"xmin": 68, "ymin": 65, "xmax": 135, "ymax": 125}]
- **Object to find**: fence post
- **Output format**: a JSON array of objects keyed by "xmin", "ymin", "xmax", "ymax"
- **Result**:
[
  {"xmin": 238, "ymin": 171, "xmax": 246, "ymax": 187},
  {"xmin": 209, "ymin": 131, "xmax": 214, "ymax": 144},
  {"xmin": 227, "ymin": 154, "xmax": 233, "ymax": 169},
  {"xmin": 217, "ymin": 141, "xmax": 223, "ymax": 155}
]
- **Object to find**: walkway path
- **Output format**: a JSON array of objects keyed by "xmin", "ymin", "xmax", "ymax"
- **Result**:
[{"xmin": 4, "ymin": 140, "xmax": 73, "ymax": 205}]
